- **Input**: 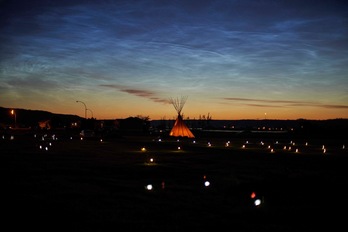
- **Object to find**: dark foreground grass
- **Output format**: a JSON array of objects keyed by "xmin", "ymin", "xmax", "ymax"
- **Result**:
[{"xmin": 1, "ymin": 132, "xmax": 347, "ymax": 231}]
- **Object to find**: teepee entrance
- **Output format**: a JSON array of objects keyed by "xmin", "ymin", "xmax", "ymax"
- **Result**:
[{"xmin": 169, "ymin": 96, "xmax": 195, "ymax": 138}]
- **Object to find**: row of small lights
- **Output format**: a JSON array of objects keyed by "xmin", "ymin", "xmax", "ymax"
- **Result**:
[{"xmin": 156, "ymin": 138, "xmax": 346, "ymax": 154}]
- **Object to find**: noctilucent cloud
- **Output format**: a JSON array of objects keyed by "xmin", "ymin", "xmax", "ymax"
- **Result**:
[{"xmin": 1, "ymin": 0, "xmax": 347, "ymax": 120}]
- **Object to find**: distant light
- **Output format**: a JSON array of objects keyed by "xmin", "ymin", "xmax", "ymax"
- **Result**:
[
  {"xmin": 305, "ymin": 142, "xmax": 308, "ymax": 146},
  {"xmin": 250, "ymin": 192, "xmax": 256, "ymax": 199},
  {"xmin": 204, "ymin": 181, "xmax": 210, "ymax": 187},
  {"xmin": 254, "ymin": 199, "xmax": 261, "ymax": 206},
  {"xmin": 193, "ymin": 140, "xmax": 196, "ymax": 144},
  {"xmin": 141, "ymin": 147, "xmax": 146, "ymax": 152},
  {"xmin": 45, "ymin": 147, "xmax": 48, "ymax": 151},
  {"xmin": 146, "ymin": 184, "xmax": 153, "ymax": 191},
  {"xmin": 49, "ymin": 142, "xmax": 52, "ymax": 146},
  {"xmin": 10, "ymin": 136, "xmax": 14, "ymax": 140},
  {"xmin": 39, "ymin": 145, "xmax": 42, "ymax": 149},
  {"xmin": 100, "ymin": 139, "xmax": 103, "ymax": 142},
  {"xmin": 271, "ymin": 148, "xmax": 274, "ymax": 153},
  {"xmin": 242, "ymin": 145, "xmax": 246, "ymax": 148},
  {"xmin": 150, "ymin": 158, "xmax": 154, "ymax": 163},
  {"xmin": 295, "ymin": 149, "xmax": 299, "ymax": 153},
  {"xmin": 343, "ymin": 145, "xmax": 345, "ymax": 149},
  {"xmin": 178, "ymin": 146, "xmax": 181, "ymax": 150}
]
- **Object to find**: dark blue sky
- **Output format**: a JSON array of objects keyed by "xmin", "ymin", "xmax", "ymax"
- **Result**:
[{"xmin": 1, "ymin": 0, "xmax": 347, "ymax": 119}]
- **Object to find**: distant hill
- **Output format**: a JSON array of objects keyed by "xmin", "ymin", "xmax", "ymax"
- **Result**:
[{"xmin": 0, "ymin": 107, "xmax": 82, "ymax": 128}]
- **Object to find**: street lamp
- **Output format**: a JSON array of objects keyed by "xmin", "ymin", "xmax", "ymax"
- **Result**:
[
  {"xmin": 11, "ymin": 109, "xmax": 17, "ymax": 128},
  {"xmin": 87, "ymin": 108, "xmax": 94, "ymax": 119},
  {"xmin": 76, "ymin": 100, "xmax": 87, "ymax": 119}
]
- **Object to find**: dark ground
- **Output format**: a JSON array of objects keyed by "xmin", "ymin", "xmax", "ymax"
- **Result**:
[{"xmin": 1, "ymin": 130, "xmax": 347, "ymax": 231}]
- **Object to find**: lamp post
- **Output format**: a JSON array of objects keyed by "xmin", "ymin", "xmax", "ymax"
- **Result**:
[
  {"xmin": 76, "ymin": 100, "xmax": 87, "ymax": 119},
  {"xmin": 11, "ymin": 109, "xmax": 17, "ymax": 128},
  {"xmin": 87, "ymin": 108, "xmax": 94, "ymax": 119}
]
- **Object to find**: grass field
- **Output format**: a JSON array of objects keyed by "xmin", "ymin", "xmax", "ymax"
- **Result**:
[{"xmin": 1, "ymin": 130, "xmax": 347, "ymax": 231}]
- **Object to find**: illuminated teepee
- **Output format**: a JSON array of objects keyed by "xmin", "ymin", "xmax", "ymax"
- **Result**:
[{"xmin": 169, "ymin": 96, "xmax": 195, "ymax": 138}]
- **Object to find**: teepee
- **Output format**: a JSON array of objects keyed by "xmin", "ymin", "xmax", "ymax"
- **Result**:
[{"xmin": 169, "ymin": 96, "xmax": 195, "ymax": 138}]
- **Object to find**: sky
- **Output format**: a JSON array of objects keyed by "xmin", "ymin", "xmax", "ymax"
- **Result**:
[{"xmin": 1, "ymin": 0, "xmax": 347, "ymax": 120}]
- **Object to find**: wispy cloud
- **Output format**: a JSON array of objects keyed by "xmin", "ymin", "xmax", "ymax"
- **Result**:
[
  {"xmin": 100, "ymin": 84, "xmax": 170, "ymax": 104},
  {"xmin": 223, "ymin": 97, "xmax": 348, "ymax": 109}
]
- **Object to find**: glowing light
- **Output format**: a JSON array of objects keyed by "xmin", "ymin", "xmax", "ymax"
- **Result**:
[
  {"xmin": 100, "ymin": 139, "xmax": 103, "ymax": 142},
  {"xmin": 295, "ymin": 149, "xmax": 299, "ymax": 153},
  {"xmin": 39, "ymin": 145, "xmax": 42, "ymax": 149},
  {"xmin": 10, "ymin": 136, "xmax": 14, "ymax": 140},
  {"xmin": 242, "ymin": 145, "xmax": 245, "ymax": 148},
  {"xmin": 141, "ymin": 147, "xmax": 146, "ymax": 152},
  {"xmin": 204, "ymin": 181, "xmax": 210, "ymax": 187},
  {"xmin": 177, "ymin": 146, "xmax": 181, "ymax": 150},
  {"xmin": 343, "ymin": 145, "xmax": 345, "ymax": 149},
  {"xmin": 45, "ymin": 147, "xmax": 48, "ymax": 151},
  {"xmin": 250, "ymin": 192, "xmax": 256, "ymax": 199},
  {"xmin": 271, "ymin": 148, "xmax": 274, "ymax": 153},
  {"xmin": 146, "ymin": 184, "xmax": 153, "ymax": 191},
  {"xmin": 193, "ymin": 140, "xmax": 196, "ymax": 143},
  {"xmin": 149, "ymin": 158, "xmax": 154, "ymax": 163},
  {"xmin": 80, "ymin": 137, "xmax": 83, "ymax": 141},
  {"xmin": 254, "ymin": 199, "xmax": 262, "ymax": 206},
  {"xmin": 283, "ymin": 146, "xmax": 287, "ymax": 150},
  {"xmin": 305, "ymin": 142, "xmax": 308, "ymax": 146},
  {"xmin": 323, "ymin": 149, "xmax": 326, "ymax": 154}
]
